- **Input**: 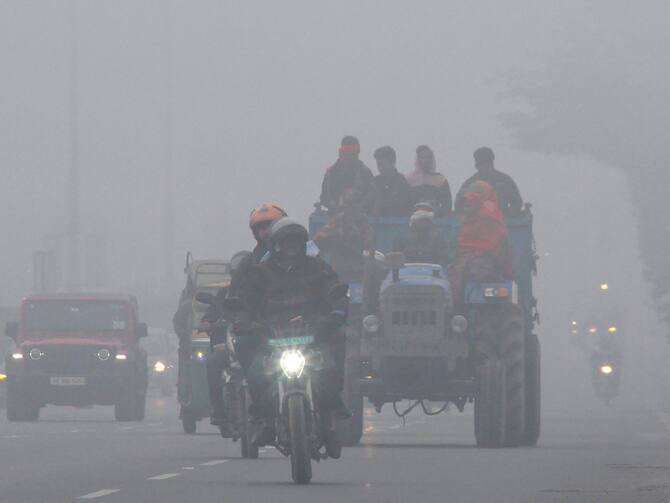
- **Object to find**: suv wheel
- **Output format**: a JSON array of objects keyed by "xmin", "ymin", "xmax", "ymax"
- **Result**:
[{"xmin": 6, "ymin": 383, "xmax": 40, "ymax": 422}]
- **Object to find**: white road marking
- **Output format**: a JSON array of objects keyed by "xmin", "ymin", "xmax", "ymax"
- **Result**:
[
  {"xmin": 147, "ymin": 473, "xmax": 181, "ymax": 480},
  {"xmin": 77, "ymin": 489, "xmax": 120, "ymax": 499},
  {"xmin": 147, "ymin": 422, "xmax": 162, "ymax": 427},
  {"xmin": 182, "ymin": 466, "xmax": 195, "ymax": 470},
  {"xmin": 200, "ymin": 459, "xmax": 228, "ymax": 466},
  {"xmin": 3, "ymin": 434, "xmax": 29, "ymax": 439}
]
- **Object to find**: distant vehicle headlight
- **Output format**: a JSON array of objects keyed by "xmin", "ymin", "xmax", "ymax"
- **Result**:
[
  {"xmin": 450, "ymin": 315, "xmax": 468, "ymax": 334},
  {"xmin": 0, "ymin": 373, "xmax": 7, "ymax": 381},
  {"xmin": 11, "ymin": 353, "xmax": 23, "ymax": 360},
  {"xmin": 115, "ymin": 353, "xmax": 128, "ymax": 361},
  {"xmin": 154, "ymin": 361, "xmax": 166, "ymax": 373},
  {"xmin": 29, "ymin": 348, "xmax": 44, "ymax": 361},
  {"xmin": 600, "ymin": 365, "xmax": 613, "ymax": 375},
  {"xmin": 97, "ymin": 348, "xmax": 111, "ymax": 361},
  {"xmin": 362, "ymin": 315, "xmax": 380, "ymax": 333},
  {"xmin": 280, "ymin": 350, "xmax": 306, "ymax": 378},
  {"xmin": 194, "ymin": 351, "xmax": 205, "ymax": 361}
]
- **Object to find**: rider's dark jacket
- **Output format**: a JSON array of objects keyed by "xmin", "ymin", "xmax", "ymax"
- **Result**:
[
  {"xmin": 202, "ymin": 243, "xmax": 269, "ymax": 347},
  {"xmin": 241, "ymin": 254, "xmax": 346, "ymax": 331}
]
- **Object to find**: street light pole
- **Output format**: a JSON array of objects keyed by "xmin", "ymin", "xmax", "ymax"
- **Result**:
[
  {"xmin": 67, "ymin": 0, "xmax": 80, "ymax": 292},
  {"xmin": 163, "ymin": 0, "xmax": 175, "ymax": 290}
]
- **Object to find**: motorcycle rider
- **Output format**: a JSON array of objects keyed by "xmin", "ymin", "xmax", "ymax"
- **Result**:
[
  {"xmin": 405, "ymin": 145, "xmax": 453, "ymax": 216},
  {"xmin": 202, "ymin": 250, "xmax": 251, "ymax": 427},
  {"xmin": 455, "ymin": 147, "xmax": 523, "ymax": 217},
  {"xmin": 199, "ymin": 203, "xmax": 287, "ymax": 423},
  {"xmin": 320, "ymin": 136, "xmax": 374, "ymax": 214},
  {"xmin": 236, "ymin": 217, "xmax": 349, "ymax": 457}
]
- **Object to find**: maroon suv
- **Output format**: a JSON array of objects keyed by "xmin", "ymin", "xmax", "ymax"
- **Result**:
[{"xmin": 4, "ymin": 293, "xmax": 148, "ymax": 422}]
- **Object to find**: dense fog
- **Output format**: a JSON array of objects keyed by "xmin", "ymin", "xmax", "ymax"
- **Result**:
[{"xmin": 0, "ymin": 0, "xmax": 667, "ymax": 401}]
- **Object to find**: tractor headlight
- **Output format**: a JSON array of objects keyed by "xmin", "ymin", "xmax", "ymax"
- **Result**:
[
  {"xmin": 600, "ymin": 365, "xmax": 613, "ymax": 375},
  {"xmin": 279, "ymin": 350, "xmax": 306, "ymax": 378},
  {"xmin": 362, "ymin": 315, "xmax": 380, "ymax": 334},
  {"xmin": 154, "ymin": 361, "xmax": 166, "ymax": 373},
  {"xmin": 450, "ymin": 315, "xmax": 468, "ymax": 334}
]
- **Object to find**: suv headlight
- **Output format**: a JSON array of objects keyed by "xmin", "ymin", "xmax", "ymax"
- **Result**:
[
  {"xmin": 29, "ymin": 348, "xmax": 44, "ymax": 361},
  {"xmin": 362, "ymin": 315, "xmax": 380, "ymax": 333},
  {"xmin": 154, "ymin": 361, "xmax": 166, "ymax": 373},
  {"xmin": 97, "ymin": 348, "xmax": 111, "ymax": 361},
  {"xmin": 280, "ymin": 350, "xmax": 305, "ymax": 378}
]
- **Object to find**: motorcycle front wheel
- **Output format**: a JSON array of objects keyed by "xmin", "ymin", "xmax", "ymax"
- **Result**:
[{"xmin": 288, "ymin": 394, "xmax": 312, "ymax": 484}]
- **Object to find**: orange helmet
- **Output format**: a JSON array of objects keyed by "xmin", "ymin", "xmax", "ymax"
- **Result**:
[{"xmin": 249, "ymin": 202, "xmax": 287, "ymax": 231}]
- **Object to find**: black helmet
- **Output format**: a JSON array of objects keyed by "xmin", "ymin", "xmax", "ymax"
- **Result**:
[
  {"xmin": 229, "ymin": 250, "xmax": 252, "ymax": 274},
  {"xmin": 269, "ymin": 217, "xmax": 309, "ymax": 246}
]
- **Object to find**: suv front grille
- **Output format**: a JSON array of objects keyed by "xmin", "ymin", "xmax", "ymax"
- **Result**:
[{"xmin": 26, "ymin": 345, "xmax": 108, "ymax": 374}]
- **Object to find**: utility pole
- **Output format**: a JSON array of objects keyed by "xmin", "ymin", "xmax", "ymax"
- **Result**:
[
  {"xmin": 163, "ymin": 0, "xmax": 175, "ymax": 290},
  {"xmin": 67, "ymin": 0, "xmax": 81, "ymax": 292}
]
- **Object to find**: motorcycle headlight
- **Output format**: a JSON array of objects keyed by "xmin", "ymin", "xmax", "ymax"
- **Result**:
[
  {"xmin": 450, "ymin": 315, "xmax": 468, "ymax": 334},
  {"xmin": 280, "ymin": 350, "xmax": 306, "ymax": 378},
  {"xmin": 362, "ymin": 315, "xmax": 380, "ymax": 334},
  {"xmin": 600, "ymin": 365, "xmax": 613, "ymax": 375},
  {"xmin": 154, "ymin": 361, "xmax": 166, "ymax": 373}
]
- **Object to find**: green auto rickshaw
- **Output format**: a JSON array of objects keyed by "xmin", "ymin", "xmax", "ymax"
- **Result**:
[{"xmin": 177, "ymin": 256, "xmax": 230, "ymax": 434}]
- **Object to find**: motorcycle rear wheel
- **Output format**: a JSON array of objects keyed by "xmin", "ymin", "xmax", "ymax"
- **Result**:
[{"xmin": 239, "ymin": 387, "xmax": 258, "ymax": 459}]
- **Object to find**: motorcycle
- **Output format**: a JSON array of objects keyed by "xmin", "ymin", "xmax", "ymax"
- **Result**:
[
  {"xmin": 194, "ymin": 293, "xmax": 257, "ymax": 458},
  {"xmin": 591, "ymin": 356, "xmax": 620, "ymax": 405},
  {"xmin": 225, "ymin": 283, "xmax": 348, "ymax": 485}
]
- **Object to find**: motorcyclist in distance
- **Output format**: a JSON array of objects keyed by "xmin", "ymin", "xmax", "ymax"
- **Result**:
[{"xmin": 237, "ymin": 217, "xmax": 350, "ymax": 457}]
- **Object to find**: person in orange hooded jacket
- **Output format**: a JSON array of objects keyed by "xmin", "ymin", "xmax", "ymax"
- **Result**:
[{"xmin": 449, "ymin": 180, "xmax": 513, "ymax": 312}]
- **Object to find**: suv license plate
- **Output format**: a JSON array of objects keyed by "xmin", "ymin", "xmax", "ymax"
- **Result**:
[{"xmin": 50, "ymin": 377, "xmax": 86, "ymax": 386}]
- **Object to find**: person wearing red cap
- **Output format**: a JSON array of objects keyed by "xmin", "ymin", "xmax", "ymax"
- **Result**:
[{"xmin": 319, "ymin": 136, "xmax": 374, "ymax": 214}]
